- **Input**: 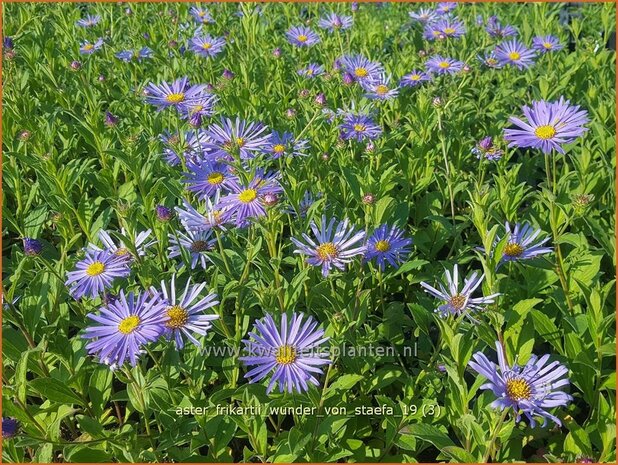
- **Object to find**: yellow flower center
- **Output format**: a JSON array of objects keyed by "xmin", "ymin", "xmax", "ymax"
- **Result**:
[
  {"xmin": 297, "ymin": 34, "xmax": 308, "ymax": 42},
  {"xmin": 443, "ymin": 27, "xmax": 456, "ymax": 34},
  {"xmin": 114, "ymin": 248, "xmax": 130, "ymax": 256},
  {"xmin": 86, "ymin": 261, "xmax": 105, "ymax": 276},
  {"xmin": 534, "ymin": 125, "xmax": 556, "ymax": 140},
  {"xmin": 375, "ymin": 240, "xmax": 391, "ymax": 252},
  {"xmin": 543, "ymin": 42, "xmax": 553, "ymax": 49},
  {"xmin": 449, "ymin": 294, "xmax": 467, "ymax": 310},
  {"xmin": 375, "ymin": 84, "xmax": 389, "ymax": 95},
  {"xmin": 83, "ymin": 44, "xmax": 94, "ymax": 51},
  {"xmin": 306, "ymin": 69, "xmax": 314, "ymax": 75},
  {"xmin": 508, "ymin": 51, "xmax": 521, "ymax": 61},
  {"xmin": 202, "ymin": 42, "xmax": 212, "ymax": 50},
  {"xmin": 504, "ymin": 242, "xmax": 525, "ymax": 257},
  {"xmin": 118, "ymin": 315, "xmax": 140, "ymax": 335},
  {"xmin": 353, "ymin": 123, "xmax": 366, "ymax": 132},
  {"xmin": 410, "ymin": 74, "xmax": 421, "ymax": 80},
  {"xmin": 166, "ymin": 93, "xmax": 185, "ymax": 104},
  {"xmin": 198, "ymin": 11, "xmax": 206, "ymax": 16},
  {"xmin": 273, "ymin": 144, "xmax": 286, "ymax": 154},
  {"xmin": 506, "ymin": 378, "xmax": 532, "ymax": 401},
  {"xmin": 438, "ymin": 61, "xmax": 450, "ymax": 69},
  {"xmin": 166, "ymin": 305, "xmax": 189, "ymax": 329},
  {"xmin": 354, "ymin": 67, "xmax": 368, "ymax": 77},
  {"xmin": 236, "ymin": 137, "xmax": 245, "ymax": 147},
  {"xmin": 238, "ymin": 189, "xmax": 257, "ymax": 203},
  {"xmin": 316, "ymin": 242, "xmax": 339, "ymax": 260},
  {"xmin": 213, "ymin": 210, "xmax": 224, "ymax": 225},
  {"xmin": 275, "ymin": 345, "xmax": 297, "ymax": 365},
  {"xmin": 487, "ymin": 58, "xmax": 498, "ymax": 66},
  {"xmin": 190, "ymin": 240, "xmax": 210, "ymax": 252},
  {"xmin": 207, "ymin": 172, "xmax": 224, "ymax": 185}
]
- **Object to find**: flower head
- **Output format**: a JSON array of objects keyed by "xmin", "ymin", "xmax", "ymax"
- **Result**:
[
  {"xmin": 65, "ymin": 250, "xmax": 130, "ymax": 300},
  {"xmin": 478, "ymin": 51, "xmax": 503, "ymax": 69},
  {"xmin": 494, "ymin": 39, "xmax": 536, "ymax": 69},
  {"xmin": 400, "ymin": 70, "xmax": 432, "ymax": 87},
  {"xmin": 76, "ymin": 14, "xmax": 101, "ymax": 27},
  {"xmin": 532, "ymin": 35, "xmax": 563, "ymax": 53},
  {"xmin": 182, "ymin": 159, "xmax": 232, "ymax": 200},
  {"xmin": 364, "ymin": 224, "xmax": 412, "ymax": 271},
  {"xmin": 190, "ymin": 6, "xmax": 214, "ymax": 24},
  {"xmin": 87, "ymin": 229, "xmax": 155, "ymax": 262},
  {"xmin": 176, "ymin": 195, "xmax": 227, "ymax": 232},
  {"xmin": 362, "ymin": 73, "xmax": 399, "ymax": 100},
  {"xmin": 496, "ymin": 222, "xmax": 552, "ymax": 265},
  {"xmin": 297, "ymin": 63, "xmax": 325, "ymax": 79},
  {"xmin": 426, "ymin": 55, "xmax": 464, "ymax": 75},
  {"xmin": 503, "ymin": 97, "xmax": 589, "ymax": 154},
  {"xmin": 339, "ymin": 54, "xmax": 384, "ymax": 83},
  {"xmin": 82, "ymin": 290, "xmax": 167, "ymax": 367},
  {"xmin": 318, "ymin": 12, "xmax": 353, "ymax": 32},
  {"xmin": 291, "ymin": 215, "xmax": 366, "ymax": 277},
  {"xmin": 240, "ymin": 313, "xmax": 330, "ymax": 393},
  {"xmin": 115, "ymin": 47, "xmax": 153, "ymax": 62},
  {"xmin": 263, "ymin": 131, "xmax": 308, "ymax": 159},
  {"xmin": 425, "ymin": 17, "xmax": 466, "ymax": 40},
  {"xmin": 157, "ymin": 275, "xmax": 219, "ymax": 349},
  {"xmin": 409, "ymin": 8, "xmax": 437, "ymax": 24},
  {"xmin": 472, "ymin": 136, "xmax": 504, "ymax": 161},
  {"xmin": 144, "ymin": 77, "xmax": 208, "ymax": 111},
  {"xmin": 159, "ymin": 130, "xmax": 209, "ymax": 166},
  {"xmin": 485, "ymin": 16, "xmax": 518, "ymax": 39},
  {"xmin": 23, "ymin": 237, "xmax": 43, "ymax": 256},
  {"xmin": 202, "ymin": 117, "xmax": 270, "ymax": 160},
  {"xmin": 420, "ymin": 264, "xmax": 499, "ymax": 318},
  {"xmin": 469, "ymin": 341, "xmax": 572, "ymax": 427},
  {"xmin": 2, "ymin": 418, "xmax": 19, "ymax": 438},
  {"xmin": 216, "ymin": 172, "xmax": 283, "ymax": 227},
  {"xmin": 79, "ymin": 38, "xmax": 104, "ymax": 55},
  {"xmin": 435, "ymin": 2, "xmax": 457, "ymax": 14},
  {"xmin": 168, "ymin": 228, "xmax": 216, "ymax": 270},
  {"xmin": 286, "ymin": 26, "xmax": 320, "ymax": 47},
  {"xmin": 189, "ymin": 34, "xmax": 226, "ymax": 58},
  {"xmin": 156, "ymin": 205, "xmax": 174, "ymax": 222},
  {"xmin": 339, "ymin": 114, "xmax": 382, "ymax": 141}
]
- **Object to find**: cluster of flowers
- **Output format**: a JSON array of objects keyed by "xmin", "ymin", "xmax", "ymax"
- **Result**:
[{"xmin": 24, "ymin": 3, "xmax": 583, "ymax": 431}]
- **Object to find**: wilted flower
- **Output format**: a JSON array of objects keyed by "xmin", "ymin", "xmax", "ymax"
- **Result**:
[
  {"xmin": 23, "ymin": 237, "xmax": 42, "ymax": 256},
  {"xmin": 70, "ymin": 60, "xmax": 82, "ymax": 70},
  {"xmin": 472, "ymin": 136, "xmax": 504, "ymax": 161},
  {"xmin": 156, "ymin": 205, "xmax": 174, "ymax": 222}
]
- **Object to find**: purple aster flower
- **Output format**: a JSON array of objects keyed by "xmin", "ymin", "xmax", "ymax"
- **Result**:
[
  {"xmin": 216, "ymin": 173, "xmax": 283, "ymax": 227},
  {"xmin": 532, "ymin": 35, "xmax": 563, "ymax": 53},
  {"xmin": 485, "ymin": 16, "xmax": 518, "ymax": 39},
  {"xmin": 178, "ymin": 93, "xmax": 218, "ymax": 125},
  {"xmin": 115, "ymin": 47, "xmax": 153, "ymax": 62},
  {"xmin": 318, "ymin": 12, "xmax": 353, "ymax": 32},
  {"xmin": 240, "ymin": 312, "xmax": 331, "ymax": 393},
  {"xmin": 426, "ymin": 55, "xmax": 464, "ymax": 75},
  {"xmin": 159, "ymin": 130, "xmax": 208, "ymax": 166},
  {"xmin": 364, "ymin": 224, "xmax": 412, "ymax": 271},
  {"xmin": 362, "ymin": 73, "xmax": 399, "ymax": 100},
  {"xmin": 176, "ymin": 195, "xmax": 227, "ymax": 232},
  {"xmin": 157, "ymin": 274, "xmax": 219, "ymax": 349},
  {"xmin": 339, "ymin": 54, "xmax": 384, "ymax": 83},
  {"xmin": 425, "ymin": 17, "xmax": 466, "ymax": 40},
  {"xmin": 82, "ymin": 290, "xmax": 167, "ymax": 367},
  {"xmin": 104, "ymin": 111, "xmax": 119, "ymax": 127},
  {"xmin": 3, "ymin": 37, "xmax": 14, "ymax": 51},
  {"xmin": 297, "ymin": 63, "xmax": 325, "ymax": 78},
  {"xmin": 496, "ymin": 222, "xmax": 552, "ymax": 264},
  {"xmin": 189, "ymin": 34, "xmax": 226, "ymax": 58},
  {"xmin": 339, "ymin": 114, "xmax": 382, "ymax": 141},
  {"xmin": 286, "ymin": 26, "xmax": 320, "ymax": 47},
  {"xmin": 291, "ymin": 215, "xmax": 366, "ymax": 277},
  {"xmin": 168, "ymin": 228, "xmax": 216, "ymax": 269},
  {"xmin": 494, "ymin": 39, "xmax": 536, "ymax": 69},
  {"xmin": 478, "ymin": 51, "xmax": 503, "ymax": 69},
  {"xmin": 420, "ymin": 264, "xmax": 500, "ymax": 319},
  {"xmin": 472, "ymin": 136, "xmax": 504, "ymax": 161},
  {"xmin": 182, "ymin": 159, "xmax": 232, "ymax": 200},
  {"xmin": 263, "ymin": 131, "xmax": 308, "ymax": 159},
  {"xmin": 503, "ymin": 97, "xmax": 589, "ymax": 154},
  {"xmin": 409, "ymin": 7, "xmax": 437, "ymax": 24},
  {"xmin": 469, "ymin": 341, "xmax": 572, "ymax": 427},
  {"xmin": 87, "ymin": 228, "xmax": 155, "ymax": 262},
  {"xmin": 23, "ymin": 237, "xmax": 42, "ymax": 256},
  {"xmin": 76, "ymin": 14, "xmax": 101, "ymax": 27},
  {"xmin": 144, "ymin": 77, "xmax": 208, "ymax": 111},
  {"xmin": 65, "ymin": 250, "xmax": 130, "ymax": 300},
  {"xmin": 202, "ymin": 117, "xmax": 270, "ymax": 160},
  {"xmin": 156, "ymin": 205, "xmax": 174, "ymax": 222},
  {"xmin": 189, "ymin": 6, "xmax": 214, "ymax": 24},
  {"xmin": 400, "ymin": 70, "xmax": 432, "ymax": 87},
  {"xmin": 314, "ymin": 93, "xmax": 327, "ymax": 106},
  {"xmin": 222, "ymin": 69, "xmax": 235, "ymax": 80},
  {"xmin": 79, "ymin": 38, "xmax": 104, "ymax": 55},
  {"xmin": 2, "ymin": 418, "xmax": 19, "ymax": 438},
  {"xmin": 435, "ymin": 2, "xmax": 457, "ymax": 14}
]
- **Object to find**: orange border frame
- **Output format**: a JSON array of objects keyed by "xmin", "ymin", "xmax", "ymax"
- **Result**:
[{"xmin": 0, "ymin": 0, "xmax": 615, "ymax": 464}]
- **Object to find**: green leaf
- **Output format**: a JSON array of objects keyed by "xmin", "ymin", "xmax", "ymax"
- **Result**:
[{"xmin": 30, "ymin": 378, "xmax": 85, "ymax": 406}]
